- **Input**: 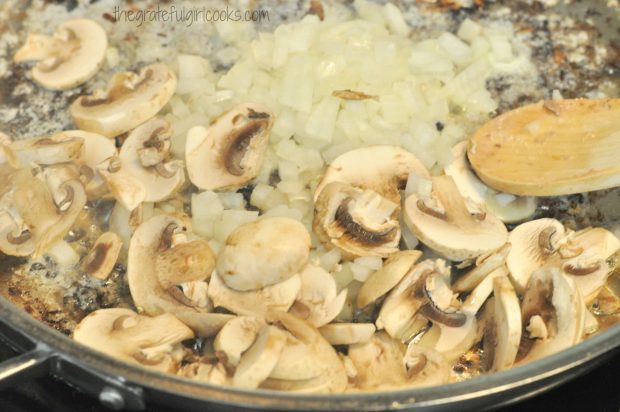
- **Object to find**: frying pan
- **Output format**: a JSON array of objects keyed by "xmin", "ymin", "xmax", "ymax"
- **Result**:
[{"xmin": 1, "ymin": 0, "xmax": 620, "ymax": 410}]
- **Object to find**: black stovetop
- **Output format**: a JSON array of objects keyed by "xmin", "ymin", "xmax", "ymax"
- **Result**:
[{"xmin": 0, "ymin": 342, "xmax": 619, "ymax": 412}]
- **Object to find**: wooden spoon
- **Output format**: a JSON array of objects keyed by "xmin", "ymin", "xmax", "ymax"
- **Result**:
[{"xmin": 467, "ymin": 99, "xmax": 620, "ymax": 196}]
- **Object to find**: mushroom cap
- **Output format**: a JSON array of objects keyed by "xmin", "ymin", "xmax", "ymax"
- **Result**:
[
  {"xmin": 357, "ymin": 250, "xmax": 422, "ymax": 308},
  {"xmin": 314, "ymin": 145, "xmax": 430, "ymax": 204},
  {"xmin": 445, "ymin": 141, "xmax": 537, "ymax": 223},
  {"xmin": 516, "ymin": 267, "xmax": 585, "ymax": 365},
  {"xmin": 128, "ymin": 214, "xmax": 213, "ymax": 317},
  {"xmin": 73, "ymin": 308, "xmax": 193, "ymax": 373},
  {"xmin": 313, "ymin": 181, "xmax": 401, "ymax": 260},
  {"xmin": 267, "ymin": 332, "xmax": 327, "ymax": 382},
  {"xmin": 185, "ymin": 103, "xmax": 274, "ymax": 191},
  {"xmin": 216, "ymin": 217, "xmax": 311, "ymax": 291},
  {"xmin": 70, "ymin": 63, "xmax": 177, "ymax": 137},
  {"xmin": 208, "ymin": 271, "xmax": 301, "ymax": 316},
  {"xmin": 14, "ymin": 19, "xmax": 107, "ymax": 90},
  {"xmin": 117, "ymin": 118, "xmax": 185, "ymax": 203},
  {"xmin": 506, "ymin": 218, "xmax": 565, "ymax": 293},
  {"xmin": 403, "ymin": 175, "xmax": 508, "ymax": 261},
  {"xmin": 292, "ymin": 264, "xmax": 347, "ymax": 327},
  {"xmin": 461, "ymin": 265, "xmax": 508, "ymax": 315},
  {"xmin": 10, "ymin": 133, "xmax": 84, "ymax": 166},
  {"xmin": 232, "ymin": 325, "xmax": 288, "ymax": 389},
  {"xmin": 420, "ymin": 313, "xmax": 478, "ymax": 362}
]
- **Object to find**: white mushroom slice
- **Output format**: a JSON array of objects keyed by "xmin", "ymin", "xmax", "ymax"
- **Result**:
[
  {"xmin": 357, "ymin": 250, "xmax": 422, "ymax": 308},
  {"xmin": 403, "ymin": 345, "xmax": 451, "ymax": 387},
  {"xmin": 418, "ymin": 272, "xmax": 467, "ymax": 329},
  {"xmin": 291, "ymin": 264, "xmax": 347, "ymax": 328},
  {"xmin": 174, "ymin": 312, "xmax": 235, "ymax": 338},
  {"xmin": 445, "ymin": 141, "xmax": 537, "ymax": 223},
  {"xmin": 313, "ymin": 182, "xmax": 401, "ymax": 260},
  {"xmin": 0, "ymin": 170, "xmax": 86, "ymax": 257},
  {"xmin": 83, "ymin": 232, "xmax": 122, "ymax": 280},
  {"xmin": 314, "ymin": 145, "xmax": 430, "ymax": 204},
  {"xmin": 13, "ymin": 19, "xmax": 107, "ymax": 90},
  {"xmin": 418, "ymin": 313, "xmax": 478, "ymax": 362},
  {"xmin": 208, "ymin": 271, "xmax": 301, "ymax": 316},
  {"xmin": 98, "ymin": 158, "xmax": 146, "ymax": 211},
  {"xmin": 73, "ymin": 308, "xmax": 193, "ymax": 373},
  {"xmin": 10, "ymin": 133, "xmax": 84, "ymax": 166},
  {"xmin": 100, "ymin": 118, "xmax": 184, "ymax": 209},
  {"xmin": 268, "ymin": 332, "xmax": 326, "ymax": 382},
  {"xmin": 214, "ymin": 316, "xmax": 266, "ymax": 367},
  {"xmin": 348, "ymin": 332, "xmax": 408, "ymax": 390},
  {"xmin": 186, "ymin": 103, "xmax": 274, "ymax": 191},
  {"xmin": 109, "ymin": 202, "xmax": 153, "ymax": 253},
  {"xmin": 261, "ymin": 310, "xmax": 347, "ymax": 393},
  {"xmin": 60, "ymin": 130, "xmax": 117, "ymax": 200},
  {"xmin": 128, "ymin": 214, "xmax": 216, "ymax": 319},
  {"xmin": 453, "ymin": 243, "xmax": 511, "ymax": 292},
  {"xmin": 558, "ymin": 227, "xmax": 620, "ymax": 303},
  {"xmin": 0, "ymin": 132, "xmax": 18, "ymax": 167},
  {"xmin": 376, "ymin": 259, "xmax": 440, "ymax": 339},
  {"xmin": 506, "ymin": 218, "xmax": 566, "ymax": 293},
  {"xmin": 232, "ymin": 325, "xmax": 287, "ymax": 389},
  {"xmin": 179, "ymin": 362, "xmax": 231, "ymax": 386},
  {"xmin": 404, "ymin": 175, "xmax": 508, "ymax": 261},
  {"xmin": 216, "ymin": 217, "xmax": 310, "ymax": 291},
  {"xmin": 516, "ymin": 267, "xmax": 585, "ymax": 365},
  {"xmin": 319, "ymin": 323, "xmax": 376, "ymax": 345},
  {"xmin": 461, "ymin": 266, "xmax": 509, "ymax": 315},
  {"xmin": 482, "ymin": 276, "xmax": 522, "ymax": 371},
  {"xmin": 70, "ymin": 63, "xmax": 177, "ymax": 137}
]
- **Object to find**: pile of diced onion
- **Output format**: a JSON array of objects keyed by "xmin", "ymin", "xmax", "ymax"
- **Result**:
[{"xmin": 163, "ymin": 1, "xmax": 534, "ymax": 319}]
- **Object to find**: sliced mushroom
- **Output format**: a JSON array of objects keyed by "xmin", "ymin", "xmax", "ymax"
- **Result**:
[
  {"xmin": 348, "ymin": 332, "xmax": 408, "ymax": 390},
  {"xmin": 313, "ymin": 182, "xmax": 401, "ymax": 259},
  {"xmin": 291, "ymin": 264, "xmax": 347, "ymax": 327},
  {"xmin": 260, "ymin": 310, "xmax": 347, "ymax": 393},
  {"xmin": 506, "ymin": 218, "xmax": 566, "ymax": 293},
  {"xmin": 516, "ymin": 267, "xmax": 585, "ymax": 365},
  {"xmin": 452, "ymin": 243, "xmax": 511, "ymax": 292},
  {"xmin": 314, "ymin": 145, "xmax": 430, "ymax": 204},
  {"xmin": 481, "ymin": 276, "xmax": 522, "ymax": 371},
  {"xmin": 556, "ymin": 227, "xmax": 620, "ymax": 303},
  {"xmin": 268, "ymin": 332, "xmax": 327, "ymax": 382},
  {"xmin": 13, "ymin": 19, "xmax": 107, "ymax": 90},
  {"xmin": 216, "ymin": 217, "xmax": 310, "ymax": 291},
  {"xmin": 214, "ymin": 316, "xmax": 266, "ymax": 367},
  {"xmin": 128, "ymin": 215, "xmax": 216, "ymax": 321},
  {"xmin": 179, "ymin": 362, "xmax": 231, "ymax": 386},
  {"xmin": 83, "ymin": 231, "xmax": 122, "ymax": 280},
  {"xmin": 207, "ymin": 271, "xmax": 301, "ymax": 316},
  {"xmin": 10, "ymin": 133, "xmax": 84, "ymax": 167},
  {"xmin": 357, "ymin": 250, "xmax": 422, "ymax": 308},
  {"xmin": 319, "ymin": 323, "xmax": 376, "ymax": 345},
  {"xmin": 73, "ymin": 308, "xmax": 193, "ymax": 373},
  {"xmin": 61, "ymin": 130, "xmax": 117, "ymax": 200},
  {"xmin": 70, "ymin": 63, "xmax": 177, "ymax": 137},
  {"xmin": 445, "ymin": 141, "xmax": 537, "ymax": 223},
  {"xmin": 100, "ymin": 118, "xmax": 184, "ymax": 210},
  {"xmin": 376, "ymin": 259, "xmax": 445, "ymax": 340},
  {"xmin": 0, "ymin": 169, "xmax": 86, "ymax": 257},
  {"xmin": 404, "ymin": 175, "xmax": 508, "ymax": 261},
  {"xmin": 233, "ymin": 325, "xmax": 288, "ymax": 389},
  {"xmin": 461, "ymin": 265, "xmax": 509, "ymax": 315},
  {"xmin": 186, "ymin": 103, "xmax": 274, "ymax": 191},
  {"xmin": 417, "ymin": 311, "xmax": 478, "ymax": 363}
]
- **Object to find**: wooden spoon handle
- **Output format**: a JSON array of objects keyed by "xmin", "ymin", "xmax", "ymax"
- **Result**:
[{"xmin": 467, "ymin": 99, "xmax": 620, "ymax": 196}]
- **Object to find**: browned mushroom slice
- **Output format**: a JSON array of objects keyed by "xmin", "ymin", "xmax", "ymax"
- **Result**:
[{"xmin": 83, "ymin": 232, "xmax": 123, "ymax": 280}]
